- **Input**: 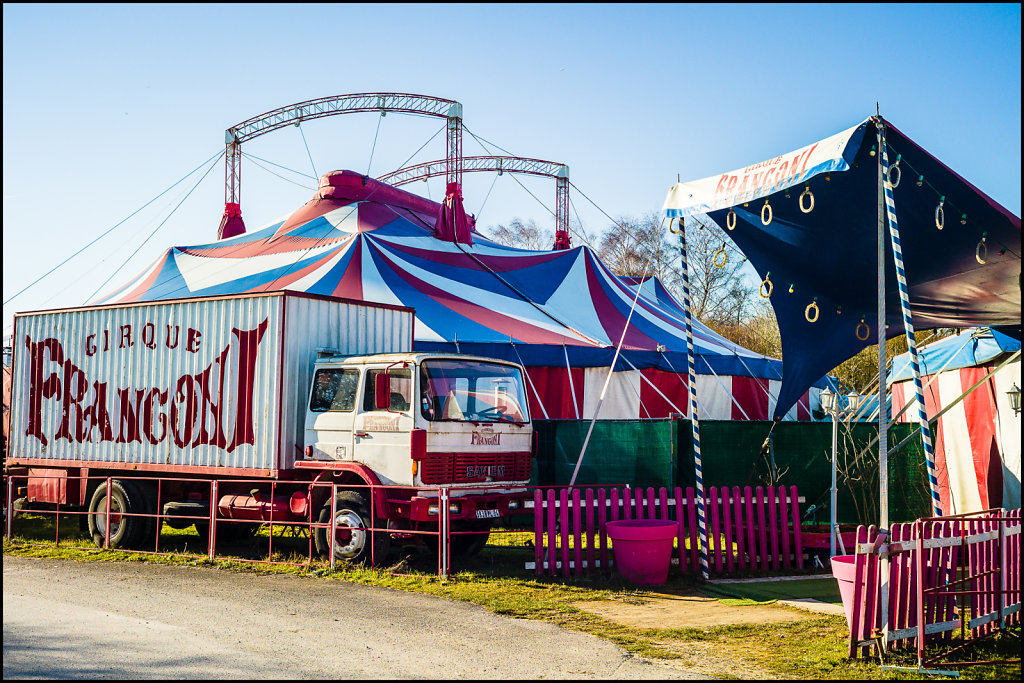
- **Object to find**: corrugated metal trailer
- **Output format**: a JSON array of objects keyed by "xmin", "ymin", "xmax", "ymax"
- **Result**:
[{"xmin": 8, "ymin": 291, "xmax": 413, "ymax": 476}]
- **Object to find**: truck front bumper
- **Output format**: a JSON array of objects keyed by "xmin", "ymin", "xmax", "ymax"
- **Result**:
[{"xmin": 407, "ymin": 491, "xmax": 530, "ymax": 522}]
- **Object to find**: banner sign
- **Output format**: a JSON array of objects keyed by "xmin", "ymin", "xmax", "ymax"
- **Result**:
[{"xmin": 662, "ymin": 120, "xmax": 866, "ymax": 217}]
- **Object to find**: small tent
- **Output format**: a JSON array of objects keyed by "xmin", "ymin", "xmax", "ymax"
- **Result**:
[
  {"xmin": 890, "ymin": 327, "xmax": 1021, "ymax": 513},
  {"xmin": 97, "ymin": 170, "xmax": 827, "ymax": 420}
]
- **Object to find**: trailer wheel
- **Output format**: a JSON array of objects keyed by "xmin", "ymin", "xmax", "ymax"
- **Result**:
[
  {"xmin": 87, "ymin": 480, "xmax": 146, "ymax": 549},
  {"xmin": 314, "ymin": 490, "xmax": 390, "ymax": 565}
]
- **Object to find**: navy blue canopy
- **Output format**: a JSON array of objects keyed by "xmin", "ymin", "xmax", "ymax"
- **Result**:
[{"xmin": 664, "ymin": 116, "xmax": 1021, "ymax": 419}]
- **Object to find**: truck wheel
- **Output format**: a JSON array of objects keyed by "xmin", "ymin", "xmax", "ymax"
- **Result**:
[
  {"xmin": 453, "ymin": 520, "xmax": 492, "ymax": 557},
  {"xmin": 122, "ymin": 480, "xmax": 156, "ymax": 550},
  {"xmin": 87, "ymin": 480, "xmax": 146, "ymax": 549},
  {"xmin": 314, "ymin": 491, "xmax": 390, "ymax": 565}
]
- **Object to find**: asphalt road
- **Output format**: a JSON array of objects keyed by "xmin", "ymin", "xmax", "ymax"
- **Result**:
[{"xmin": 3, "ymin": 555, "xmax": 705, "ymax": 679}]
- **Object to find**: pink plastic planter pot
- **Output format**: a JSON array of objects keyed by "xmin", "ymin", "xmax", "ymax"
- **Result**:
[
  {"xmin": 605, "ymin": 519, "xmax": 678, "ymax": 585},
  {"xmin": 830, "ymin": 555, "xmax": 858, "ymax": 629}
]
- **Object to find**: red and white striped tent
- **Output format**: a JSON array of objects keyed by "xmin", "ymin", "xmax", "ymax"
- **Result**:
[{"xmin": 891, "ymin": 327, "xmax": 1021, "ymax": 514}]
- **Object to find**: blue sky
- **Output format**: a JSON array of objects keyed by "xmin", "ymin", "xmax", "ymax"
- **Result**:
[{"xmin": 3, "ymin": 3, "xmax": 1020, "ymax": 335}]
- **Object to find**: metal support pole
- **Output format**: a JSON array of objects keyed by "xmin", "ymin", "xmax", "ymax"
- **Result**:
[
  {"xmin": 104, "ymin": 476, "xmax": 112, "ymax": 549},
  {"xmin": 446, "ymin": 113, "xmax": 463, "ymax": 188},
  {"xmin": 675, "ymin": 220, "xmax": 710, "ymax": 581},
  {"xmin": 875, "ymin": 120, "xmax": 891, "ymax": 650},
  {"xmin": 440, "ymin": 488, "xmax": 450, "ymax": 579},
  {"xmin": 330, "ymin": 483, "xmax": 337, "ymax": 573},
  {"xmin": 6, "ymin": 475, "xmax": 14, "ymax": 539},
  {"xmin": 831, "ymin": 413, "xmax": 839, "ymax": 558},
  {"xmin": 555, "ymin": 173, "xmax": 569, "ymax": 234},
  {"xmin": 878, "ymin": 126, "xmax": 943, "ymax": 516},
  {"xmin": 225, "ymin": 140, "xmax": 241, "ymax": 206},
  {"xmin": 209, "ymin": 480, "xmax": 218, "ymax": 562}
]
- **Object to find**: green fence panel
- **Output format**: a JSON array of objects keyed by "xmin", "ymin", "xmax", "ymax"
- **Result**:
[
  {"xmin": 531, "ymin": 418, "xmax": 933, "ymax": 525},
  {"xmin": 674, "ymin": 420, "xmax": 932, "ymax": 525},
  {"xmin": 532, "ymin": 419, "xmax": 676, "ymax": 489}
]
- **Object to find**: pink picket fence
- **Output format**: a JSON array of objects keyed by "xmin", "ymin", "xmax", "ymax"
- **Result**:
[
  {"xmin": 845, "ymin": 508, "xmax": 1021, "ymax": 667},
  {"xmin": 528, "ymin": 485, "xmax": 805, "ymax": 577}
]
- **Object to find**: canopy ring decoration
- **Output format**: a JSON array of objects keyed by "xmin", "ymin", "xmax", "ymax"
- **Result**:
[
  {"xmin": 856, "ymin": 319, "xmax": 870, "ymax": 341},
  {"xmin": 667, "ymin": 216, "xmax": 683, "ymax": 234},
  {"xmin": 935, "ymin": 198, "xmax": 945, "ymax": 230},
  {"xmin": 888, "ymin": 156, "xmax": 902, "ymax": 188},
  {"xmin": 713, "ymin": 244, "xmax": 728, "ymax": 268},
  {"xmin": 726, "ymin": 208, "xmax": 737, "ymax": 230},
  {"xmin": 976, "ymin": 234, "xmax": 988, "ymax": 264},
  {"xmin": 759, "ymin": 273, "xmax": 773, "ymax": 299},
  {"xmin": 805, "ymin": 299, "xmax": 820, "ymax": 323},
  {"xmin": 799, "ymin": 186, "xmax": 815, "ymax": 213},
  {"xmin": 761, "ymin": 200, "xmax": 773, "ymax": 225}
]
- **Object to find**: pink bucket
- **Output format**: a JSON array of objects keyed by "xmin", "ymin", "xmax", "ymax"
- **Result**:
[
  {"xmin": 831, "ymin": 555, "xmax": 859, "ymax": 629},
  {"xmin": 605, "ymin": 519, "xmax": 678, "ymax": 585}
]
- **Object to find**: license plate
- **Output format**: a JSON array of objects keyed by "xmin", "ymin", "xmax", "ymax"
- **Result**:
[{"xmin": 476, "ymin": 508, "xmax": 501, "ymax": 519}]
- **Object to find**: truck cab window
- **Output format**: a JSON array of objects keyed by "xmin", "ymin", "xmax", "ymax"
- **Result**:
[
  {"xmin": 310, "ymin": 368, "xmax": 359, "ymax": 412},
  {"xmin": 363, "ymin": 368, "xmax": 412, "ymax": 412}
]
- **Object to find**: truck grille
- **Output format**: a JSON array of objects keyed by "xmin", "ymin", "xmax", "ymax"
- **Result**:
[{"xmin": 419, "ymin": 452, "xmax": 531, "ymax": 485}]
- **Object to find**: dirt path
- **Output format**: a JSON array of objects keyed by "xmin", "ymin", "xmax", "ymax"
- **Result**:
[{"xmin": 3, "ymin": 555, "xmax": 707, "ymax": 680}]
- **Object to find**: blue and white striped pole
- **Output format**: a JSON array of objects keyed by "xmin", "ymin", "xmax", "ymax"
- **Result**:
[
  {"xmin": 675, "ymin": 219, "xmax": 710, "ymax": 581},
  {"xmin": 878, "ymin": 124, "xmax": 944, "ymax": 517}
]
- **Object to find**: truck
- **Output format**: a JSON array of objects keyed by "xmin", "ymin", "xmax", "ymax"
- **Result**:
[{"xmin": 5, "ymin": 291, "xmax": 534, "ymax": 563}]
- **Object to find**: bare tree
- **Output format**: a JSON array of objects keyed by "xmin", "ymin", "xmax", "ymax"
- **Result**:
[
  {"xmin": 597, "ymin": 212, "xmax": 763, "ymax": 329},
  {"xmin": 485, "ymin": 218, "xmax": 553, "ymax": 251},
  {"xmin": 485, "ymin": 217, "xmax": 596, "ymax": 251}
]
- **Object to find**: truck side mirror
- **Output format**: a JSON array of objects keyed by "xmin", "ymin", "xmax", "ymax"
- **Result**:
[{"xmin": 374, "ymin": 373, "xmax": 390, "ymax": 410}]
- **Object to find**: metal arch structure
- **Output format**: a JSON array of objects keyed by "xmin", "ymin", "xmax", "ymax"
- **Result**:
[
  {"xmin": 377, "ymin": 155, "xmax": 571, "ymax": 237},
  {"xmin": 219, "ymin": 93, "xmax": 464, "ymax": 239}
]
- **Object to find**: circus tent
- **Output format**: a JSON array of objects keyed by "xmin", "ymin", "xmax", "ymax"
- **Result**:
[
  {"xmin": 97, "ymin": 170, "xmax": 826, "ymax": 420},
  {"xmin": 890, "ymin": 327, "xmax": 1021, "ymax": 514}
]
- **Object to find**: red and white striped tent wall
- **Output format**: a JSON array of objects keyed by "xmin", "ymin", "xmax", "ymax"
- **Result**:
[
  {"xmin": 95, "ymin": 170, "xmax": 825, "ymax": 421},
  {"xmin": 891, "ymin": 327, "xmax": 1021, "ymax": 514}
]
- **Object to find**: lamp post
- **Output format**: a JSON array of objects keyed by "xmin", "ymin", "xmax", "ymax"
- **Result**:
[
  {"xmin": 820, "ymin": 387, "xmax": 865, "ymax": 557},
  {"xmin": 1008, "ymin": 383, "xmax": 1021, "ymax": 416}
]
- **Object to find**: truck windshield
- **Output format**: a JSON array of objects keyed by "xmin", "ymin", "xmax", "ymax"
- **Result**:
[{"xmin": 419, "ymin": 360, "xmax": 530, "ymax": 424}]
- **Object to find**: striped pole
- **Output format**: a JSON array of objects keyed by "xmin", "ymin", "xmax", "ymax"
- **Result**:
[
  {"xmin": 676, "ymin": 221, "xmax": 710, "ymax": 581},
  {"xmin": 878, "ymin": 124, "xmax": 943, "ymax": 517}
]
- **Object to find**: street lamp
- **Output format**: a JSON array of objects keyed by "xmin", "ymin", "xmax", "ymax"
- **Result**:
[
  {"xmin": 1008, "ymin": 383, "xmax": 1021, "ymax": 416},
  {"xmin": 820, "ymin": 387, "xmax": 865, "ymax": 558}
]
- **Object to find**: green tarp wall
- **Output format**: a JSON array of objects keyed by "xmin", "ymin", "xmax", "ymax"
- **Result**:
[{"xmin": 532, "ymin": 419, "xmax": 932, "ymax": 525}]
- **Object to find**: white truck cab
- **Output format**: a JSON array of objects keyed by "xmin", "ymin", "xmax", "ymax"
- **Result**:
[{"xmin": 302, "ymin": 353, "xmax": 534, "ymax": 530}]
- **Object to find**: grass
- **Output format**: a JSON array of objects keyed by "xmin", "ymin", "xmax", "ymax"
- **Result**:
[{"xmin": 4, "ymin": 511, "xmax": 1021, "ymax": 680}]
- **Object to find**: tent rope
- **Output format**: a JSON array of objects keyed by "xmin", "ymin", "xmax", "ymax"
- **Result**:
[
  {"xmin": 879, "ymin": 123, "xmax": 942, "ymax": 516},
  {"xmin": 3, "ymin": 148, "xmax": 224, "ymax": 307},
  {"xmin": 87, "ymin": 150, "xmax": 224, "ymax": 303}
]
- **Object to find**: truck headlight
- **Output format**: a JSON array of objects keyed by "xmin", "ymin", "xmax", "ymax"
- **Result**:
[
  {"xmin": 448, "ymin": 502, "xmax": 461, "ymax": 514},
  {"xmin": 508, "ymin": 499, "xmax": 520, "ymax": 510},
  {"xmin": 427, "ymin": 504, "xmax": 439, "ymax": 516}
]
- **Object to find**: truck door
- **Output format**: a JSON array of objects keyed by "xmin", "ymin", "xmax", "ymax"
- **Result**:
[
  {"xmin": 352, "ymin": 366, "xmax": 414, "ymax": 485},
  {"xmin": 305, "ymin": 367, "xmax": 360, "ymax": 460}
]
